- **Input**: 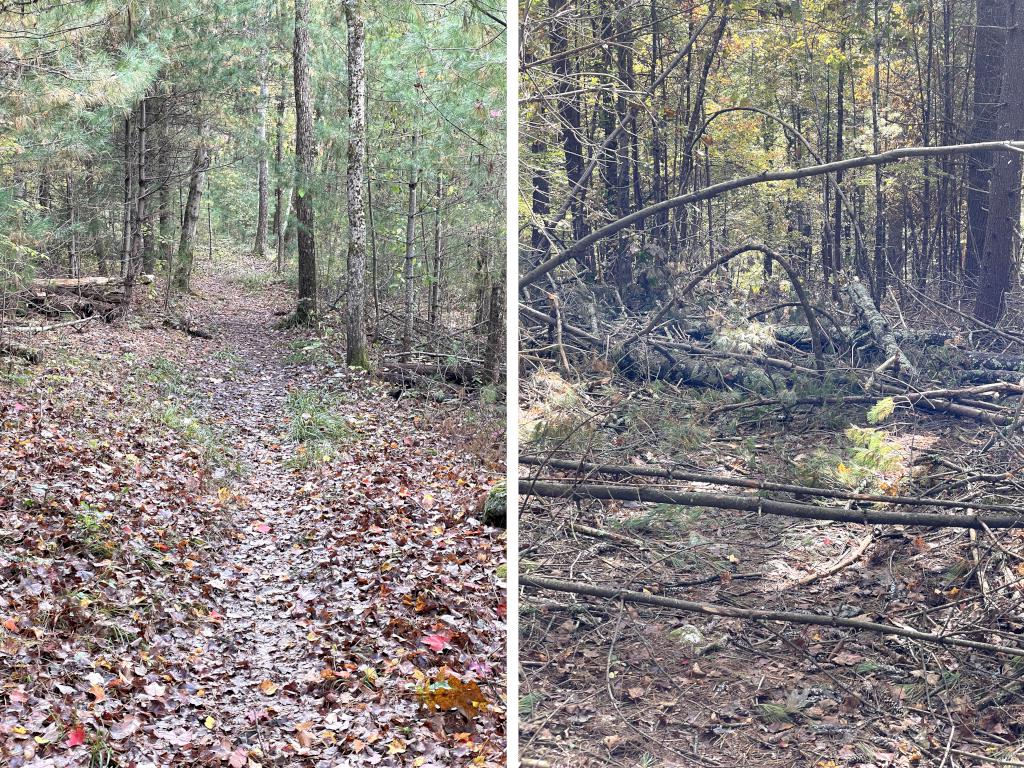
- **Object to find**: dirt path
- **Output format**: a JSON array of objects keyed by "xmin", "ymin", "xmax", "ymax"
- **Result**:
[{"xmin": 1, "ymin": 266, "xmax": 506, "ymax": 767}]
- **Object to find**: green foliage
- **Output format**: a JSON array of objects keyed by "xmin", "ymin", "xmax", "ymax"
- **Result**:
[
  {"xmin": 866, "ymin": 397, "xmax": 897, "ymax": 424},
  {"xmin": 519, "ymin": 692, "xmax": 542, "ymax": 716},
  {"xmin": 285, "ymin": 387, "xmax": 352, "ymax": 444}
]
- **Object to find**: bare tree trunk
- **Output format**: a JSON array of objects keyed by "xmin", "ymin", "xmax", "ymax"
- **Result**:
[
  {"xmin": 273, "ymin": 76, "xmax": 287, "ymax": 274},
  {"xmin": 291, "ymin": 0, "xmax": 317, "ymax": 324},
  {"xmin": 66, "ymin": 173, "xmax": 78, "ymax": 278},
  {"xmin": 344, "ymin": 0, "xmax": 369, "ymax": 368},
  {"xmin": 483, "ymin": 282, "xmax": 504, "ymax": 385},
  {"xmin": 428, "ymin": 174, "xmax": 443, "ymax": 330},
  {"xmin": 254, "ymin": 67, "xmax": 270, "ymax": 259},
  {"xmin": 172, "ymin": 131, "xmax": 211, "ymax": 292},
  {"xmin": 966, "ymin": 0, "xmax": 1010, "ymax": 279},
  {"xmin": 402, "ymin": 130, "xmax": 418, "ymax": 359},
  {"xmin": 976, "ymin": 0, "xmax": 1024, "ymax": 323}
]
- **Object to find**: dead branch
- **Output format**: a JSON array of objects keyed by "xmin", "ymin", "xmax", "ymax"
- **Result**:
[
  {"xmin": 520, "ymin": 479, "xmax": 1024, "ymax": 529},
  {"xmin": 519, "ymin": 575, "xmax": 1024, "ymax": 658}
]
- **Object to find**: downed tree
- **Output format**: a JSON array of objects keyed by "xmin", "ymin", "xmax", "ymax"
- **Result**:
[
  {"xmin": 0, "ymin": 340, "xmax": 42, "ymax": 363},
  {"xmin": 28, "ymin": 274, "xmax": 154, "ymax": 302},
  {"xmin": 842, "ymin": 278, "xmax": 918, "ymax": 379},
  {"xmin": 520, "ymin": 575, "xmax": 1024, "ymax": 659},
  {"xmin": 379, "ymin": 361, "xmax": 475, "ymax": 386},
  {"xmin": 163, "ymin": 315, "xmax": 214, "ymax": 339},
  {"xmin": 520, "ymin": 479, "xmax": 1024, "ymax": 529},
  {"xmin": 519, "ymin": 455, "xmax": 1023, "ymax": 513}
]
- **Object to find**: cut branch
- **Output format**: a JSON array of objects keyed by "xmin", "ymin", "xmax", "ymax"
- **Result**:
[
  {"xmin": 520, "ymin": 575, "xmax": 1024, "ymax": 658},
  {"xmin": 520, "ymin": 479, "xmax": 1024, "ymax": 529},
  {"xmin": 519, "ymin": 455, "xmax": 1023, "ymax": 513}
]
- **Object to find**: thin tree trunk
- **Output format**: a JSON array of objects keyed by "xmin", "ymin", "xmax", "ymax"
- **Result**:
[
  {"xmin": 273, "ymin": 76, "xmax": 287, "ymax": 274},
  {"xmin": 344, "ymin": 0, "xmax": 369, "ymax": 368},
  {"xmin": 254, "ymin": 64, "xmax": 271, "ymax": 259},
  {"xmin": 291, "ymin": 0, "xmax": 317, "ymax": 324},
  {"xmin": 402, "ymin": 130, "xmax": 418, "ymax": 359}
]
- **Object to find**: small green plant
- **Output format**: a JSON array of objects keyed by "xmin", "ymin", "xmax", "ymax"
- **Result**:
[
  {"xmin": 285, "ymin": 388, "xmax": 352, "ymax": 444},
  {"xmin": 287, "ymin": 339, "xmax": 335, "ymax": 366},
  {"xmin": 73, "ymin": 505, "xmax": 115, "ymax": 559},
  {"xmin": 753, "ymin": 689, "xmax": 809, "ymax": 723},
  {"xmin": 615, "ymin": 503, "xmax": 697, "ymax": 534},
  {"xmin": 638, "ymin": 753, "xmax": 657, "ymax": 768},
  {"xmin": 519, "ymin": 692, "xmax": 542, "ymax": 716},
  {"xmin": 156, "ymin": 403, "xmax": 237, "ymax": 474}
]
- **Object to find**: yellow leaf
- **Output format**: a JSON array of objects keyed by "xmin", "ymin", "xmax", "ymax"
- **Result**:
[
  {"xmin": 258, "ymin": 679, "xmax": 278, "ymax": 696},
  {"xmin": 387, "ymin": 739, "xmax": 407, "ymax": 755},
  {"xmin": 204, "ymin": 716, "xmax": 216, "ymax": 729}
]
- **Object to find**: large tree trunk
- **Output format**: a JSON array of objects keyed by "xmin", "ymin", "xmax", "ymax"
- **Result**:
[
  {"xmin": 291, "ymin": 0, "xmax": 317, "ymax": 325},
  {"xmin": 344, "ymin": 0, "xmax": 369, "ymax": 369},
  {"xmin": 172, "ymin": 133, "xmax": 210, "ymax": 291},
  {"xmin": 975, "ymin": 0, "xmax": 1024, "ymax": 324},
  {"xmin": 965, "ymin": 0, "xmax": 1009, "ymax": 280}
]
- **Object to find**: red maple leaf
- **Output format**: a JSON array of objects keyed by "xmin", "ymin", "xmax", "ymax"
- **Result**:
[
  {"xmin": 67, "ymin": 724, "xmax": 86, "ymax": 748},
  {"xmin": 421, "ymin": 633, "xmax": 451, "ymax": 652}
]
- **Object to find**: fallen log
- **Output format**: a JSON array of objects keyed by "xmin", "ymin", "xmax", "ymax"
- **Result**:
[
  {"xmin": 842, "ymin": 279, "xmax": 918, "ymax": 379},
  {"xmin": 520, "ymin": 479, "xmax": 1024, "ymax": 529},
  {"xmin": 163, "ymin": 315, "xmax": 214, "ymax": 339},
  {"xmin": 520, "ymin": 575, "xmax": 1024, "ymax": 659},
  {"xmin": 519, "ymin": 455, "xmax": 1023, "ymax": 514},
  {"xmin": 30, "ymin": 274, "xmax": 154, "ymax": 292},
  {"xmin": 0, "ymin": 340, "xmax": 41, "ymax": 363},
  {"xmin": 379, "ymin": 361, "xmax": 475, "ymax": 386},
  {"xmin": 4, "ymin": 316, "xmax": 99, "ymax": 334}
]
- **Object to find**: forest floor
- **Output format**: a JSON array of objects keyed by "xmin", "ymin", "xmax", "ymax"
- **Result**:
[
  {"xmin": 520, "ymin": 371, "xmax": 1024, "ymax": 768},
  {"xmin": 0, "ymin": 258, "xmax": 506, "ymax": 767}
]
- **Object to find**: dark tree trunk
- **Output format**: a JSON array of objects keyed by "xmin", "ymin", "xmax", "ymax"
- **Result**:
[
  {"xmin": 292, "ymin": 0, "xmax": 317, "ymax": 324},
  {"xmin": 966, "ymin": 0, "xmax": 1009, "ymax": 279},
  {"xmin": 172, "ymin": 133, "xmax": 210, "ymax": 291},
  {"xmin": 976, "ymin": 0, "xmax": 1024, "ymax": 323}
]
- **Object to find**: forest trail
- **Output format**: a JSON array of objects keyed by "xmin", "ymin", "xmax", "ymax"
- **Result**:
[{"xmin": 1, "ymin": 262, "xmax": 506, "ymax": 768}]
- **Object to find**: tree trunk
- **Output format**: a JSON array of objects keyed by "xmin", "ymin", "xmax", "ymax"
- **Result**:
[
  {"xmin": 483, "ymin": 282, "xmax": 504, "ymax": 385},
  {"xmin": 172, "ymin": 132, "xmax": 210, "ymax": 291},
  {"xmin": 273, "ymin": 75, "xmax": 287, "ymax": 274},
  {"xmin": 344, "ymin": 0, "xmax": 369, "ymax": 369},
  {"xmin": 402, "ymin": 130, "xmax": 418, "ymax": 359},
  {"xmin": 976, "ymin": 0, "xmax": 1024, "ymax": 324},
  {"xmin": 966, "ymin": 0, "xmax": 1009, "ymax": 280},
  {"xmin": 254, "ymin": 68, "xmax": 271, "ymax": 259},
  {"xmin": 292, "ymin": 0, "xmax": 318, "ymax": 324},
  {"xmin": 428, "ymin": 175, "xmax": 443, "ymax": 330}
]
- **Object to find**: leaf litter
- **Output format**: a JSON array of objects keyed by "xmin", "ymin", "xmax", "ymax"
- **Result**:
[{"xmin": 0, "ymin": 264, "xmax": 506, "ymax": 766}]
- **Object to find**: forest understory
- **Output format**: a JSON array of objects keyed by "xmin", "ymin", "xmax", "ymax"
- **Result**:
[
  {"xmin": 0, "ymin": 259, "xmax": 507, "ymax": 767},
  {"xmin": 519, "ymin": 284, "xmax": 1024, "ymax": 768}
]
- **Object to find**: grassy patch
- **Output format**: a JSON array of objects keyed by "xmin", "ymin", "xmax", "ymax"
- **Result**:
[
  {"xmin": 283, "ymin": 387, "xmax": 354, "ymax": 469},
  {"xmin": 156, "ymin": 402, "xmax": 238, "ymax": 474},
  {"xmin": 286, "ymin": 338, "xmax": 336, "ymax": 367}
]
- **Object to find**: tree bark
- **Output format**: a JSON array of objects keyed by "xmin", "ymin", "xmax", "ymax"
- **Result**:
[
  {"xmin": 254, "ymin": 69, "xmax": 271, "ymax": 260},
  {"xmin": 402, "ymin": 130, "xmax": 418, "ymax": 359},
  {"xmin": 344, "ymin": 0, "xmax": 369, "ymax": 368},
  {"xmin": 976, "ymin": 0, "xmax": 1024, "ymax": 324},
  {"xmin": 172, "ymin": 132, "xmax": 210, "ymax": 291},
  {"xmin": 966, "ymin": 0, "xmax": 1009, "ymax": 279},
  {"xmin": 291, "ymin": 0, "xmax": 317, "ymax": 324}
]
